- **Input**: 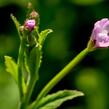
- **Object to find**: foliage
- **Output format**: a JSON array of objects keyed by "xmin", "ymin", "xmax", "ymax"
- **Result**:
[{"xmin": 0, "ymin": 0, "xmax": 109, "ymax": 109}]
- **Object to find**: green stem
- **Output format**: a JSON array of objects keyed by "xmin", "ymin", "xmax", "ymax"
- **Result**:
[
  {"xmin": 17, "ymin": 38, "xmax": 26, "ymax": 99},
  {"xmin": 23, "ymin": 75, "xmax": 38, "ymax": 108},
  {"xmin": 31, "ymin": 48, "xmax": 89, "ymax": 109}
]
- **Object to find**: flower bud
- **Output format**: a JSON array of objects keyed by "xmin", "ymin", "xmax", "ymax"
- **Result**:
[
  {"xmin": 91, "ymin": 18, "xmax": 109, "ymax": 48},
  {"xmin": 24, "ymin": 19, "xmax": 36, "ymax": 31},
  {"xmin": 30, "ymin": 10, "xmax": 39, "ymax": 19}
]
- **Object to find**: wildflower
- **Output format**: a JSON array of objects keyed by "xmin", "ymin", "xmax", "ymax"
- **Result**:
[
  {"xmin": 91, "ymin": 18, "xmax": 109, "ymax": 48},
  {"xmin": 24, "ymin": 19, "xmax": 36, "ymax": 31}
]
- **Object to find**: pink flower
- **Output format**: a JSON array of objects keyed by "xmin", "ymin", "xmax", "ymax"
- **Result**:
[
  {"xmin": 25, "ymin": 19, "xmax": 36, "ymax": 31},
  {"xmin": 91, "ymin": 18, "xmax": 109, "ymax": 48}
]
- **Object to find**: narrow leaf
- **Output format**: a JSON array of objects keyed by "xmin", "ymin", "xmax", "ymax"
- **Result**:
[
  {"xmin": 4, "ymin": 56, "xmax": 18, "ymax": 82},
  {"xmin": 28, "ymin": 45, "xmax": 42, "ymax": 78},
  {"xmin": 38, "ymin": 29, "xmax": 53, "ymax": 46},
  {"xmin": 10, "ymin": 14, "xmax": 21, "ymax": 39},
  {"xmin": 24, "ymin": 45, "xmax": 42, "ymax": 103},
  {"xmin": 34, "ymin": 90, "xmax": 84, "ymax": 109}
]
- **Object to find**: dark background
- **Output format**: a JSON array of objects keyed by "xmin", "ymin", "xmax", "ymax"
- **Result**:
[{"xmin": 0, "ymin": 0, "xmax": 109, "ymax": 109}]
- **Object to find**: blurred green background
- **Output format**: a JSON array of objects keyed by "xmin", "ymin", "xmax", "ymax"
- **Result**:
[{"xmin": 0, "ymin": 0, "xmax": 109, "ymax": 109}]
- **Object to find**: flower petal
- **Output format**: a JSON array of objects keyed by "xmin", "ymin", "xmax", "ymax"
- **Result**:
[{"xmin": 91, "ymin": 18, "xmax": 109, "ymax": 48}]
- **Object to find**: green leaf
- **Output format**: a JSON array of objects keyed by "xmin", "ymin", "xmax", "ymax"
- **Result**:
[
  {"xmin": 10, "ymin": 14, "xmax": 21, "ymax": 39},
  {"xmin": 27, "ymin": 45, "xmax": 42, "ymax": 78},
  {"xmin": 23, "ymin": 45, "xmax": 42, "ymax": 104},
  {"xmin": 38, "ymin": 29, "xmax": 53, "ymax": 46},
  {"xmin": 4, "ymin": 56, "xmax": 18, "ymax": 82},
  {"xmin": 34, "ymin": 90, "xmax": 84, "ymax": 109},
  {"xmin": 0, "ymin": 69, "xmax": 20, "ymax": 109}
]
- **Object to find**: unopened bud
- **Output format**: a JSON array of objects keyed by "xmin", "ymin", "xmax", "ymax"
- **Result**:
[
  {"xmin": 19, "ymin": 26, "xmax": 25, "ymax": 36},
  {"xmin": 30, "ymin": 10, "xmax": 39, "ymax": 19},
  {"xmin": 24, "ymin": 19, "xmax": 36, "ymax": 31},
  {"xmin": 27, "ymin": 2, "xmax": 32, "ymax": 9}
]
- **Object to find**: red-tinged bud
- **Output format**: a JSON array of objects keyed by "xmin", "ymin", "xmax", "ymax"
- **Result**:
[{"xmin": 24, "ymin": 19, "xmax": 36, "ymax": 31}]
